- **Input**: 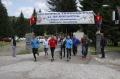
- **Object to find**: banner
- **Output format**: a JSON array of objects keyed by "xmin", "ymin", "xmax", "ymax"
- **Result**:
[{"xmin": 37, "ymin": 11, "xmax": 95, "ymax": 25}]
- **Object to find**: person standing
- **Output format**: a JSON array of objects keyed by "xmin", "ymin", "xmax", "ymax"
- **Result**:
[
  {"xmin": 49, "ymin": 35, "xmax": 57, "ymax": 61},
  {"xmin": 66, "ymin": 36, "xmax": 73, "ymax": 61},
  {"xmin": 11, "ymin": 36, "xmax": 16, "ymax": 57},
  {"xmin": 100, "ymin": 33, "xmax": 107, "ymax": 58},
  {"xmin": 31, "ymin": 34, "xmax": 40, "ymax": 62},
  {"xmin": 72, "ymin": 35, "xmax": 80, "ymax": 56},
  {"xmin": 81, "ymin": 34, "xmax": 89, "ymax": 58},
  {"xmin": 43, "ymin": 36, "xmax": 49, "ymax": 56}
]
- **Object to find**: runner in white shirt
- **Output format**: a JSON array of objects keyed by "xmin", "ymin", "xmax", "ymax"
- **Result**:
[{"xmin": 43, "ymin": 37, "xmax": 49, "ymax": 56}]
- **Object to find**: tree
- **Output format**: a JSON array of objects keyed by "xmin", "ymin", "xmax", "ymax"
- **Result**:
[
  {"xmin": 32, "ymin": 8, "xmax": 37, "ymax": 16},
  {"xmin": 47, "ymin": 0, "xmax": 79, "ymax": 34},
  {"xmin": 9, "ymin": 16, "xmax": 17, "ymax": 36},
  {"xmin": 80, "ymin": 0, "xmax": 120, "ymax": 46},
  {"xmin": 48, "ymin": 0, "xmax": 77, "ymax": 12},
  {"xmin": 15, "ymin": 12, "xmax": 28, "ymax": 37},
  {"xmin": 0, "ymin": 1, "xmax": 13, "ymax": 37},
  {"xmin": 108, "ymin": 0, "xmax": 120, "ymax": 46},
  {"xmin": 29, "ymin": 9, "xmax": 45, "ymax": 35}
]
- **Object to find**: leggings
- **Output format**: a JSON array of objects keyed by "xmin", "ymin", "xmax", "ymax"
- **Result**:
[{"xmin": 50, "ymin": 47, "xmax": 55, "ymax": 59}]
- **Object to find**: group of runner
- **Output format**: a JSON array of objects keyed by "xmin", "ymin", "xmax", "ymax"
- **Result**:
[
  {"xmin": 31, "ymin": 33, "xmax": 90, "ymax": 62},
  {"xmin": 59, "ymin": 34, "xmax": 90, "ymax": 61}
]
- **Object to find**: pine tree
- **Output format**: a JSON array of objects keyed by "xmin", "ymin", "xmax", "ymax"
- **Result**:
[
  {"xmin": 80, "ymin": 0, "xmax": 120, "ymax": 46},
  {"xmin": 0, "ymin": 1, "xmax": 12, "ymax": 37},
  {"xmin": 32, "ymin": 8, "xmax": 37, "ymax": 17},
  {"xmin": 15, "ymin": 12, "xmax": 27, "ymax": 37},
  {"xmin": 31, "ymin": 9, "xmax": 45, "ymax": 35},
  {"xmin": 48, "ymin": 0, "xmax": 77, "ymax": 12},
  {"xmin": 47, "ymin": 0, "xmax": 79, "ymax": 34}
]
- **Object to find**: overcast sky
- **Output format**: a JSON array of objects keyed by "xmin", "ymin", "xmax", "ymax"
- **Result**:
[
  {"xmin": 1, "ymin": 0, "xmax": 49, "ymax": 18},
  {"xmin": 1, "ymin": 0, "xmax": 81, "ymax": 18}
]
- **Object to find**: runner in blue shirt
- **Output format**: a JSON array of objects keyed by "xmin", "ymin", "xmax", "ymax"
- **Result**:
[
  {"xmin": 66, "ymin": 36, "xmax": 73, "ymax": 61},
  {"xmin": 31, "ymin": 34, "xmax": 40, "ymax": 62}
]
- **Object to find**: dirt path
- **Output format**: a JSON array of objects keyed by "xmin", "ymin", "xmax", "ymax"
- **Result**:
[{"xmin": 0, "ymin": 43, "xmax": 120, "ymax": 79}]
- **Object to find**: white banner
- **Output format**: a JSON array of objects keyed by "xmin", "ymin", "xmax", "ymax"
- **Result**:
[{"xmin": 37, "ymin": 11, "xmax": 95, "ymax": 25}]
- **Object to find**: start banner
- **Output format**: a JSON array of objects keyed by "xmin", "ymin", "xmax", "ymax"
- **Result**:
[{"xmin": 37, "ymin": 11, "xmax": 95, "ymax": 25}]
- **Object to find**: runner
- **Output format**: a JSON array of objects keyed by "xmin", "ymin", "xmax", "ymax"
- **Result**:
[
  {"xmin": 43, "ymin": 36, "xmax": 49, "ymax": 56},
  {"xmin": 31, "ymin": 33, "xmax": 40, "ymax": 62},
  {"xmin": 72, "ymin": 35, "xmax": 80, "ymax": 56},
  {"xmin": 49, "ymin": 35, "xmax": 57, "ymax": 61},
  {"xmin": 66, "ymin": 36, "xmax": 73, "ymax": 61}
]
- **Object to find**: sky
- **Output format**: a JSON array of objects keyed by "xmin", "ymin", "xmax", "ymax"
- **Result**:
[
  {"xmin": 1, "ymin": 0, "xmax": 81, "ymax": 18},
  {"xmin": 1, "ymin": 0, "xmax": 49, "ymax": 18}
]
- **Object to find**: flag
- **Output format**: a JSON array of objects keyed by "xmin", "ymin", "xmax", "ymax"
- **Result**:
[
  {"xmin": 95, "ymin": 15, "xmax": 102, "ymax": 24},
  {"xmin": 29, "ymin": 16, "xmax": 36, "ymax": 26}
]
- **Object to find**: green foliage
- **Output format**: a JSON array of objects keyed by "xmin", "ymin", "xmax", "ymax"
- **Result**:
[
  {"xmin": 15, "ymin": 12, "xmax": 29, "ymax": 37},
  {"xmin": 50, "ymin": 0, "xmax": 77, "ymax": 12},
  {"xmin": 106, "ymin": 46, "xmax": 120, "ymax": 52},
  {"xmin": 32, "ymin": 25, "xmax": 45, "ymax": 36},
  {"xmin": 90, "ymin": 46, "xmax": 120, "ymax": 54},
  {"xmin": 80, "ymin": 0, "xmax": 120, "ymax": 46},
  {"xmin": 0, "ymin": 2, "xmax": 13, "ymax": 37},
  {"xmin": 31, "ymin": 9, "xmax": 45, "ymax": 35},
  {"xmin": 47, "ymin": 0, "xmax": 79, "ymax": 34}
]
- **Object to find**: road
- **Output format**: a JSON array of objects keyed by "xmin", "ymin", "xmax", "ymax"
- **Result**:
[{"xmin": 0, "ymin": 41, "xmax": 120, "ymax": 79}]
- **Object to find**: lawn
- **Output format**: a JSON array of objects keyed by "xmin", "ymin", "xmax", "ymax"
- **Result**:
[
  {"xmin": 106, "ymin": 46, "xmax": 120, "ymax": 52},
  {"xmin": 89, "ymin": 46, "xmax": 120, "ymax": 55},
  {"xmin": 0, "ymin": 41, "xmax": 10, "ymax": 48}
]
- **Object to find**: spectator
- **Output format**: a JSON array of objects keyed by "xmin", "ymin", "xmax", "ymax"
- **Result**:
[
  {"xmin": 100, "ymin": 33, "xmax": 107, "ymax": 58},
  {"xmin": 11, "ymin": 36, "xmax": 16, "ymax": 57},
  {"xmin": 81, "ymin": 34, "xmax": 89, "ymax": 58}
]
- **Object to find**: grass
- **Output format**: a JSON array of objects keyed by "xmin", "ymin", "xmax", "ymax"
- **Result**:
[
  {"xmin": 18, "ymin": 45, "xmax": 44, "ymax": 55},
  {"xmin": 0, "ymin": 41, "xmax": 10, "ymax": 48},
  {"xmin": 18, "ymin": 50, "xmax": 30, "ymax": 55},
  {"xmin": 106, "ymin": 46, "xmax": 120, "ymax": 52},
  {"xmin": 89, "ymin": 46, "xmax": 120, "ymax": 55},
  {"xmin": 89, "ymin": 47, "xmax": 96, "ymax": 55}
]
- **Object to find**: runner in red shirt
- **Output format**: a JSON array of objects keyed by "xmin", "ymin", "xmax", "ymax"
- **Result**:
[{"xmin": 49, "ymin": 35, "xmax": 57, "ymax": 61}]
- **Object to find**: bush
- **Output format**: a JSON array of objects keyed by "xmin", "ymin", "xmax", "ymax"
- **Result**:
[{"xmin": 0, "ymin": 37, "xmax": 11, "ymax": 42}]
